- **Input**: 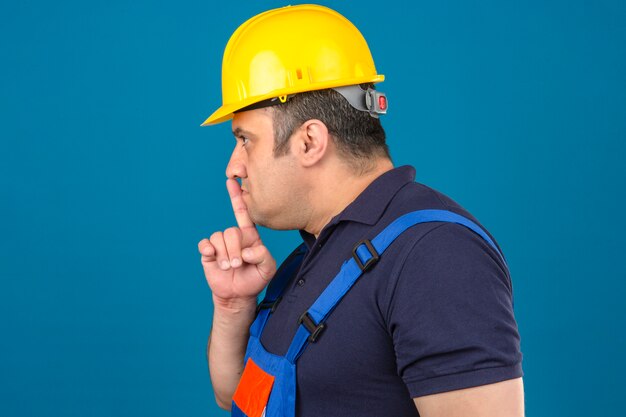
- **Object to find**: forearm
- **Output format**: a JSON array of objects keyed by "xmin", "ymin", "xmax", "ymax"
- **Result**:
[{"xmin": 207, "ymin": 296, "xmax": 257, "ymax": 410}]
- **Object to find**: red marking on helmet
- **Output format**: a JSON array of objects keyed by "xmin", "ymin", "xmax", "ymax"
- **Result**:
[{"xmin": 378, "ymin": 96, "xmax": 387, "ymax": 110}]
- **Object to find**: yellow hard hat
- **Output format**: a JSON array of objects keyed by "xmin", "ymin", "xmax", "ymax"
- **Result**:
[{"xmin": 202, "ymin": 4, "xmax": 385, "ymax": 126}]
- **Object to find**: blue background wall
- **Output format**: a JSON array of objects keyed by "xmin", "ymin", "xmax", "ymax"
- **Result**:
[{"xmin": 1, "ymin": 1, "xmax": 624, "ymax": 416}]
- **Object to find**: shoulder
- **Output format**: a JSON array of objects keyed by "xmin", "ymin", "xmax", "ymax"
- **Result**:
[
  {"xmin": 371, "ymin": 180, "xmax": 508, "ymax": 284},
  {"xmin": 377, "ymin": 222, "xmax": 522, "ymax": 399},
  {"xmin": 377, "ymin": 220, "xmax": 512, "ymax": 315}
]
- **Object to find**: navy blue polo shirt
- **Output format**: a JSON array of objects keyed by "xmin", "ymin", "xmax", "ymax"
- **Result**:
[{"xmin": 259, "ymin": 165, "xmax": 523, "ymax": 417}]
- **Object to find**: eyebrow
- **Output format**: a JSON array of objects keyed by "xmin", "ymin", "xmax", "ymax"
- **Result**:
[{"xmin": 232, "ymin": 127, "xmax": 255, "ymax": 137}]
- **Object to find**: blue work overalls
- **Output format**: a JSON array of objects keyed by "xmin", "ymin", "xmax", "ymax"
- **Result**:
[{"xmin": 231, "ymin": 209, "xmax": 506, "ymax": 417}]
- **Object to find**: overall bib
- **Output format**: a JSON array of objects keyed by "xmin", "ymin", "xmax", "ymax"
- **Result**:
[{"xmin": 231, "ymin": 209, "xmax": 507, "ymax": 417}]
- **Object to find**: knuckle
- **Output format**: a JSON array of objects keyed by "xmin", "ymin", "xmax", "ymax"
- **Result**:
[
  {"xmin": 209, "ymin": 231, "xmax": 223, "ymax": 243},
  {"xmin": 224, "ymin": 227, "xmax": 240, "ymax": 238}
]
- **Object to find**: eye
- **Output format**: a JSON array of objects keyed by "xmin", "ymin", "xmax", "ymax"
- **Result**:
[{"xmin": 240, "ymin": 136, "xmax": 250, "ymax": 147}]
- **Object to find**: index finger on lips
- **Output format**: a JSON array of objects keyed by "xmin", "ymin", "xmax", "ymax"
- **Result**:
[{"xmin": 226, "ymin": 178, "xmax": 255, "ymax": 230}]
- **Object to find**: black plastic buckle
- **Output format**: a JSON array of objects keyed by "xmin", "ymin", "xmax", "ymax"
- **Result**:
[
  {"xmin": 298, "ymin": 312, "xmax": 326, "ymax": 343},
  {"xmin": 256, "ymin": 297, "xmax": 282, "ymax": 313},
  {"xmin": 352, "ymin": 239, "xmax": 379, "ymax": 271}
]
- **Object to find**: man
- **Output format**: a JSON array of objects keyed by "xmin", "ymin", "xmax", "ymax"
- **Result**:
[{"xmin": 198, "ymin": 5, "xmax": 523, "ymax": 417}]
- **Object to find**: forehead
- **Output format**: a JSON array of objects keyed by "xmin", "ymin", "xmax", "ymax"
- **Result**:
[{"xmin": 231, "ymin": 108, "xmax": 274, "ymax": 137}]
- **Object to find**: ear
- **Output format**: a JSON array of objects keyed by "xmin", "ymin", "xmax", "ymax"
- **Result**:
[{"xmin": 292, "ymin": 119, "xmax": 330, "ymax": 167}]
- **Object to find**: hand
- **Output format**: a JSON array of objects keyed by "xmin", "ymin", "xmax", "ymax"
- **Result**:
[{"xmin": 198, "ymin": 179, "xmax": 277, "ymax": 307}]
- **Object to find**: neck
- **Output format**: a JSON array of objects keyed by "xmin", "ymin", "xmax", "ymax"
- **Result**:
[{"xmin": 304, "ymin": 158, "xmax": 394, "ymax": 238}]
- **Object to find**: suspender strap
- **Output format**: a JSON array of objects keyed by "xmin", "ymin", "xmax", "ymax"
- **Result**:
[
  {"xmin": 250, "ymin": 243, "xmax": 307, "ymax": 338},
  {"xmin": 285, "ymin": 209, "xmax": 506, "ymax": 363}
]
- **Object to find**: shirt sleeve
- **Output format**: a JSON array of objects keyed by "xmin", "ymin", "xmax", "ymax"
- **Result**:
[{"xmin": 385, "ymin": 223, "xmax": 523, "ymax": 398}]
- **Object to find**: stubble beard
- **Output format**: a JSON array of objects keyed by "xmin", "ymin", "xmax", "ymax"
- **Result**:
[{"xmin": 246, "ymin": 195, "xmax": 307, "ymax": 231}]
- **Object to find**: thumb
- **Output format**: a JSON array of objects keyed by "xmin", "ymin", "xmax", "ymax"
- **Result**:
[{"xmin": 242, "ymin": 245, "xmax": 276, "ymax": 281}]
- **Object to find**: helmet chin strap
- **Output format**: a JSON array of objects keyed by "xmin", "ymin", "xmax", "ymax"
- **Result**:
[{"xmin": 332, "ymin": 85, "xmax": 388, "ymax": 118}]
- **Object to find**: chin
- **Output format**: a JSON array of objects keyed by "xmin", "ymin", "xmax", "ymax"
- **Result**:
[
  {"xmin": 252, "ymin": 212, "xmax": 297, "ymax": 231},
  {"xmin": 247, "ymin": 209, "xmax": 267, "ymax": 228}
]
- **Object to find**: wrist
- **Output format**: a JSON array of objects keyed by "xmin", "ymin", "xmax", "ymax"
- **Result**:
[
  {"xmin": 211, "ymin": 295, "xmax": 257, "ymax": 337},
  {"xmin": 212, "ymin": 294, "xmax": 258, "ymax": 314}
]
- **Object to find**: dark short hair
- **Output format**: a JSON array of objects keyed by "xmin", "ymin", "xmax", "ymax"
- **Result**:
[{"xmin": 270, "ymin": 88, "xmax": 391, "ymax": 174}]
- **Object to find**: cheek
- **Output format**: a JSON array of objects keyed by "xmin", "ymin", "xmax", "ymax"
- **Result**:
[
  {"xmin": 275, "ymin": 166, "xmax": 299, "ymax": 196},
  {"xmin": 255, "ymin": 153, "xmax": 297, "ymax": 198}
]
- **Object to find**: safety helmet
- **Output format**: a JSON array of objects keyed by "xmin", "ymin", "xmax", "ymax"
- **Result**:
[{"xmin": 202, "ymin": 4, "xmax": 385, "ymax": 126}]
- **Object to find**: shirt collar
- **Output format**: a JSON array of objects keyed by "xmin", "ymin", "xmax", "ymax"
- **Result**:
[{"xmin": 299, "ymin": 165, "xmax": 416, "ymax": 245}]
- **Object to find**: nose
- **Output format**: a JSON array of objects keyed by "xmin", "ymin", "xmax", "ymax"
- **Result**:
[{"xmin": 226, "ymin": 144, "xmax": 247, "ymax": 180}]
